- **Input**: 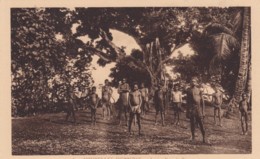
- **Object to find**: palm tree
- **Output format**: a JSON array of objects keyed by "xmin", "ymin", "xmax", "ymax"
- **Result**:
[
  {"xmin": 196, "ymin": 7, "xmax": 251, "ymax": 102},
  {"xmin": 233, "ymin": 7, "xmax": 251, "ymax": 101}
]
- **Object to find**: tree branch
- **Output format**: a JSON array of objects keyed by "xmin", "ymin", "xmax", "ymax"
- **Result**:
[
  {"xmin": 159, "ymin": 42, "xmax": 188, "ymax": 66},
  {"xmin": 84, "ymin": 46, "xmax": 115, "ymax": 62},
  {"xmin": 99, "ymin": 29, "xmax": 125, "ymax": 60}
]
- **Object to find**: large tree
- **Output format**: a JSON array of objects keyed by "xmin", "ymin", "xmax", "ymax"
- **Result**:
[
  {"xmin": 70, "ymin": 7, "xmax": 235, "ymax": 88},
  {"xmin": 11, "ymin": 8, "xmax": 93, "ymax": 115}
]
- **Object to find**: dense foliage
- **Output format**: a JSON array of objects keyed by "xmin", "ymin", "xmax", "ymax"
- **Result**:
[{"xmin": 11, "ymin": 7, "xmax": 250, "ymax": 116}]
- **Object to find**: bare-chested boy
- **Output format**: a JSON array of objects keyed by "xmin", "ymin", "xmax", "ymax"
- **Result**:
[
  {"xmin": 101, "ymin": 79, "xmax": 113, "ymax": 120},
  {"xmin": 88, "ymin": 86, "xmax": 99, "ymax": 125},
  {"xmin": 140, "ymin": 83, "xmax": 149, "ymax": 115},
  {"xmin": 61, "ymin": 85, "xmax": 76, "ymax": 123},
  {"xmin": 128, "ymin": 84, "xmax": 142, "ymax": 135},
  {"xmin": 203, "ymin": 84, "xmax": 223, "ymax": 126},
  {"xmin": 212, "ymin": 85, "xmax": 223, "ymax": 126},
  {"xmin": 171, "ymin": 84, "xmax": 183, "ymax": 126},
  {"xmin": 154, "ymin": 83, "xmax": 166, "ymax": 126},
  {"xmin": 118, "ymin": 78, "xmax": 130, "ymax": 125},
  {"xmin": 186, "ymin": 77, "xmax": 206, "ymax": 143},
  {"xmin": 239, "ymin": 93, "xmax": 249, "ymax": 135}
]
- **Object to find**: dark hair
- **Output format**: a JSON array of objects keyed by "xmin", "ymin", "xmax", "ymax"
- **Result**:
[
  {"xmin": 174, "ymin": 84, "xmax": 180, "ymax": 88},
  {"xmin": 191, "ymin": 76, "xmax": 199, "ymax": 82},
  {"xmin": 92, "ymin": 86, "xmax": 96, "ymax": 90}
]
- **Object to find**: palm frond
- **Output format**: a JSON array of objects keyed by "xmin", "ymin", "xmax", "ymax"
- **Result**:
[
  {"xmin": 208, "ymin": 33, "xmax": 240, "ymax": 74},
  {"xmin": 229, "ymin": 10, "xmax": 243, "ymax": 35},
  {"xmin": 204, "ymin": 23, "xmax": 234, "ymax": 36}
]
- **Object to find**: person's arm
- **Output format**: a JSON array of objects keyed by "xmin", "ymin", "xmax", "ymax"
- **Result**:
[
  {"xmin": 118, "ymin": 86, "xmax": 121, "ymax": 94},
  {"xmin": 109, "ymin": 86, "xmax": 113, "ymax": 93},
  {"xmin": 169, "ymin": 91, "xmax": 172, "ymax": 102},
  {"xmin": 95, "ymin": 94, "xmax": 99, "ymax": 108},
  {"xmin": 179, "ymin": 92, "xmax": 183, "ymax": 103},
  {"xmin": 101, "ymin": 87, "xmax": 104, "ymax": 96},
  {"xmin": 109, "ymin": 87, "xmax": 113, "ymax": 97},
  {"xmin": 185, "ymin": 90, "xmax": 191, "ymax": 118},
  {"xmin": 139, "ymin": 92, "xmax": 142, "ymax": 107},
  {"xmin": 163, "ymin": 90, "xmax": 167, "ymax": 104},
  {"xmin": 128, "ymin": 93, "xmax": 132, "ymax": 107},
  {"xmin": 220, "ymin": 93, "xmax": 223, "ymax": 104}
]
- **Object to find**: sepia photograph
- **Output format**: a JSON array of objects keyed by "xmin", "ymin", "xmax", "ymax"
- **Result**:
[{"xmin": 9, "ymin": 6, "xmax": 252, "ymax": 156}]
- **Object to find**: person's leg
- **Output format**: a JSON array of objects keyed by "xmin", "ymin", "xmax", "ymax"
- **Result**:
[
  {"xmin": 128, "ymin": 112, "xmax": 134, "ymax": 134},
  {"xmin": 94, "ymin": 109, "xmax": 97, "ymax": 125},
  {"xmin": 66, "ymin": 110, "xmax": 70, "ymax": 121},
  {"xmin": 190, "ymin": 114, "xmax": 195, "ymax": 141},
  {"xmin": 241, "ymin": 114, "xmax": 245, "ymax": 134},
  {"xmin": 133, "ymin": 114, "xmax": 136, "ymax": 126},
  {"xmin": 155, "ymin": 110, "xmax": 159, "ymax": 125},
  {"xmin": 245, "ymin": 112, "xmax": 249, "ymax": 134},
  {"xmin": 176, "ymin": 110, "xmax": 180, "ymax": 126},
  {"xmin": 102, "ymin": 103, "xmax": 106, "ymax": 119},
  {"xmin": 173, "ymin": 103, "xmax": 177, "ymax": 124},
  {"xmin": 91, "ymin": 108, "xmax": 94, "ymax": 124},
  {"xmin": 161, "ymin": 110, "xmax": 165, "ymax": 126},
  {"xmin": 107, "ymin": 103, "xmax": 111, "ymax": 120},
  {"xmin": 65, "ymin": 103, "xmax": 70, "ymax": 121},
  {"xmin": 214, "ymin": 107, "xmax": 217, "ymax": 125},
  {"xmin": 201, "ymin": 98, "xmax": 205, "ymax": 118},
  {"xmin": 118, "ymin": 105, "xmax": 122, "ymax": 125},
  {"xmin": 143, "ymin": 101, "xmax": 146, "ymax": 116},
  {"xmin": 71, "ymin": 109, "xmax": 76, "ymax": 123},
  {"xmin": 176, "ymin": 103, "xmax": 181, "ymax": 125},
  {"xmin": 196, "ymin": 115, "xmax": 206, "ymax": 143},
  {"xmin": 90, "ymin": 109, "xmax": 93, "ymax": 124},
  {"xmin": 161, "ymin": 102, "xmax": 165, "ymax": 126},
  {"xmin": 218, "ymin": 107, "xmax": 222, "ymax": 127},
  {"xmin": 125, "ymin": 105, "xmax": 129, "ymax": 126},
  {"xmin": 137, "ymin": 113, "xmax": 141, "ymax": 135},
  {"xmin": 146, "ymin": 100, "xmax": 150, "ymax": 111}
]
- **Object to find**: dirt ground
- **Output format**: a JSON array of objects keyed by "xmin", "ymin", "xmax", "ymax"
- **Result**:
[{"xmin": 12, "ymin": 105, "xmax": 251, "ymax": 155}]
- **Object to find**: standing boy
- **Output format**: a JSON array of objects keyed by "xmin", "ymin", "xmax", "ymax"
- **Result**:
[
  {"xmin": 89, "ymin": 86, "xmax": 99, "ymax": 125},
  {"xmin": 186, "ymin": 77, "xmax": 206, "ymax": 143},
  {"xmin": 140, "ymin": 83, "xmax": 149, "ymax": 115},
  {"xmin": 118, "ymin": 78, "xmax": 130, "ymax": 125},
  {"xmin": 171, "ymin": 84, "xmax": 183, "ymax": 126},
  {"xmin": 239, "ymin": 93, "xmax": 249, "ymax": 135},
  {"xmin": 102, "ymin": 79, "xmax": 113, "ymax": 120},
  {"xmin": 128, "ymin": 84, "xmax": 142, "ymax": 135},
  {"xmin": 211, "ymin": 85, "xmax": 223, "ymax": 126},
  {"xmin": 154, "ymin": 84, "xmax": 166, "ymax": 126}
]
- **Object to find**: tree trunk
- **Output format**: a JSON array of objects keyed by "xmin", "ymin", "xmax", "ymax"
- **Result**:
[{"xmin": 234, "ymin": 7, "xmax": 250, "ymax": 101}]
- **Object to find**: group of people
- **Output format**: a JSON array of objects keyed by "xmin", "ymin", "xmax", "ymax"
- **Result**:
[{"xmin": 63, "ymin": 76, "xmax": 250, "ymax": 143}]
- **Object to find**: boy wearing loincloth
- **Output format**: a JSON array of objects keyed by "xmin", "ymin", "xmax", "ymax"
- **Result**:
[
  {"xmin": 118, "ymin": 78, "xmax": 130, "ymax": 125},
  {"xmin": 88, "ymin": 86, "xmax": 99, "ymax": 125},
  {"xmin": 186, "ymin": 77, "xmax": 206, "ymax": 143},
  {"xmin": 154, "ymin": 84, "xmax": 166, "ymax": 126},
  {"xmin": 101, "ymin": 79, "xmax": 113, "ymax": 120},
  {"xmin": 128, "ymin": 84, "xmax": 142, "ymax": 135}
]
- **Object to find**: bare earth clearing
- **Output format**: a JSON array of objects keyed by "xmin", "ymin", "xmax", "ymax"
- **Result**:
[{"xmin": 12, "ymin": 105, "xmax": 251, "ymax": 155}]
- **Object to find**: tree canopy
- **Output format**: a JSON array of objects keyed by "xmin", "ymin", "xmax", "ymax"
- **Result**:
[{"xmin": 11, "ymin": 7, "xmax": 250, "ymax": 116}]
